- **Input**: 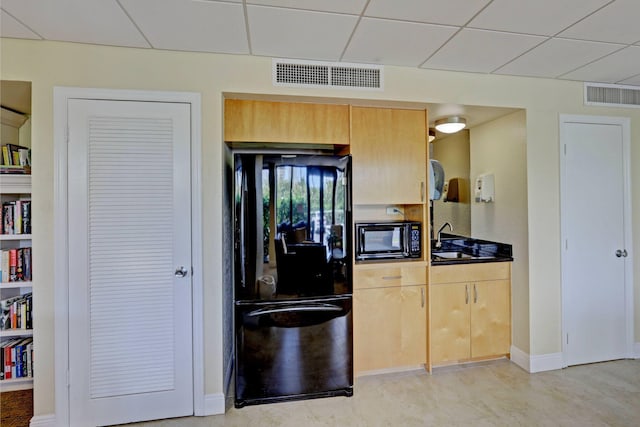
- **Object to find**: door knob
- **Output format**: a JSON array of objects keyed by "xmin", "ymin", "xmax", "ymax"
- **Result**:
[
  {"xmin": 622, "ymin": 249, "xmax": 628, "ymax": 257},
  {"xmin": 175, "ymin": 266, "xmax": 189, "ymax": 277},
  {"xmin": 616, "ymin": 250, "xmax": 622, "ymax": 257},
  {"xmin": 615, "ymin": 249, "xmax": 628, "ymax": 258}
]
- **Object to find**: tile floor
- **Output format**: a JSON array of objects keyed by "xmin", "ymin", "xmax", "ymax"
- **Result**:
[{"xmin": 127, "ymin": 359, "xmax": 640, "ymax": 427}]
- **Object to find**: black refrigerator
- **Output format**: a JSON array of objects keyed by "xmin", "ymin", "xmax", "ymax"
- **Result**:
[{"xmin": 233, "ymin": 152, "xmax": 353, "ymax": 408}]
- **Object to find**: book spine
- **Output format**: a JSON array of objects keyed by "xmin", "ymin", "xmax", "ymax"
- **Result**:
[
  {"xmin": 1, "ymin": 250, "xmax": 8, "ymax": 283},
  {"xmin": 0, "ymin": 342, "xmax": 4, "ymax": 380},
  {"xmin": 23, "ymin": 247, "xmax": 32, "ymax": 281},
  {"xmin": 16, "ymin": 248, "xmax": 24, "ymax": 282},
  {"xmin": 3, "ymin": 202, "xmax": 15, "ymax": 235},
  {"xmin": 1, "ymin": 146, "xmax": 10, "ymax": 166},
  {"xmin": 4, "ymin": 343, "xmax": 11, "ymax": 379},
  {"xmin": 21, "ymin": 201, "xmax": 31, "ymax": 234},
  {"xmin": 26, "ymin": 294, "xmax": 32, "ymax": 329},
  {"xmin": 8, "ymin": 249, "xmax": 17, "ymax": 282},
  {"xmin": 14, "ymin": 201, "xmax": 22, "ymax": 234},
  {"xmin": 10, "ymin": 345, "xmax": 16, "ymax": 378}
]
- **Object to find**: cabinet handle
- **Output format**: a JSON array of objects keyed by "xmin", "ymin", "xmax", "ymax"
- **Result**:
[
  {"xmin": 421, "ymin": 287, "xmax": 425, "ymax": 308},
  {"xmin": 420, "ymin": 181, "xmax": 425, "ymax": 202},
  {"xmin": 382, "ymin": 275, "xmax": 402, "ymax": 280},
  {"xmin": 474, "ymin": 284, "xmax": 477, "ymax": 304},
  {"xmin": 465, "ymin": 285, "xmax": 469, "ymax": 304}
]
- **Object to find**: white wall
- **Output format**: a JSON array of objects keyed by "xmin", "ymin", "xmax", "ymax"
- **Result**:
[
  {"xmin": 470, "ymin": 111, "xmax": 529, "ymax": 353},
  {"xmin": 1, "ymin": 38, "xmax": 639, "ymax": 418}
]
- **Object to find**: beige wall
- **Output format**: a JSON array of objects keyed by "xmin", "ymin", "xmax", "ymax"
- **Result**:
[
  {"xmin": 1, "ymin": 38, "xmax": 639, "ymax": 418},
  {"xmin": 431, "ymin": 129, "xmax": 471, "ymax": 236},
  {"xmin": 470, "ymin": 111, "xmax": 529, "ymax": 353}
]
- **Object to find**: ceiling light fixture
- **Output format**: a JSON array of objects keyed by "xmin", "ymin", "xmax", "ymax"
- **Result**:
[
  {"xmin": 435, "ymin": 116, "xmax": 466, "ymax": 134},
  {"xmin": 428, "ymin": 128, "xmax": 436, "ymax": 142}
]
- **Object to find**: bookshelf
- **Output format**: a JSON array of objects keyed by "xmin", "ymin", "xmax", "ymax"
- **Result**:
[{"xmin": 0, "ymin": 173, "xmax": 33, "ymax": 392}]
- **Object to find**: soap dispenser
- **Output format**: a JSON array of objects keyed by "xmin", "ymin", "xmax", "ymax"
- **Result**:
[{"xmin": 474, "ymin": 173, "xmax": 495, "ymax": 202}]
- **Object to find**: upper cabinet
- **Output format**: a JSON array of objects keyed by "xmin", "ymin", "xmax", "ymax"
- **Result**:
[
  {"xmin": 224, "ymin": 99, "xmax": 350, "ymax": 145},
  {"xmin": 350, "ymin": 106, "xmax": 427, "ymax": 205}
]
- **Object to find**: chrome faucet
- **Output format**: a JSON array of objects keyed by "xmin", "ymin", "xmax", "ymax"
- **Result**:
[{"xmin": 436, "ymin": 222, "xmax": 453, "ymax": 249}]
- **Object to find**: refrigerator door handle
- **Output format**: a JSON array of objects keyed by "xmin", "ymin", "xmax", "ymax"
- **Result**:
[{"xmin": 247, "ymin": 303, "xmax": 344, "ymax": 317}]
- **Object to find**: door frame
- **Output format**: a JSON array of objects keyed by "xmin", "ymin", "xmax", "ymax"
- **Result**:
[
  {"xmin": 559, "ymin": 114, "xmax": 634, "ymax": 367},
  {"xmin": 53, "ymin": 87, "xmax": 204, "ymax": 426}
]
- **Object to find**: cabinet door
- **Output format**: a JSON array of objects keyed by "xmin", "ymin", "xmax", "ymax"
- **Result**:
[
  {"xmin": 430, "ymin": 283, "xmax": 471, "ymax": 364},
  {"xmin": 353, "ymin": 287, "xmax": 401, "ymax": 373},
  {"xmin": 471, "ymin": 280, "xmax": 511, "ymax": 358},
  {"xmin": 350, "ymin": 107, "xmax": 427, "ymax": 205},
  {"xmin": 224, "ymin": 99, "xmax": 350, "ymax": 145},
  {"xmin": 353, "ymin": 285, "xmax": 426, "ymax": 373},
  {"xmin": 399, "ymin": 285, "xmax": 427, "ymax": 366}
]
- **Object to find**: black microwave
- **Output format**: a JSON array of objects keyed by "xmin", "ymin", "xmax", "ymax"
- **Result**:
[{"xmin": 355, "ymin": 221, "xmax": 422, "ymax": 261}]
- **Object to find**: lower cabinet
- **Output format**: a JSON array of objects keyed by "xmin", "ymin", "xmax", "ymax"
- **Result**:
[
  {"xmin": 353, "ymin": 263, "xmax": 426, "ymax": 374},
  {"xmin": 429, "ymin": 263, "xmax": 511, "ymax": 367}
]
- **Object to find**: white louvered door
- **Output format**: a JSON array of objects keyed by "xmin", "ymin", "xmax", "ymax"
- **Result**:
[{"xmin": 67, "ymin": 99, "xmax": 193, "ymax": 426}]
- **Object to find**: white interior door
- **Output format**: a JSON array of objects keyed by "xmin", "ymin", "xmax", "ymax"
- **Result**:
[
  {"xmin": 67, "ymin": 99, "xmax": 193, "ymax": 426},
  {"xmin": 560, "ymin": 117, "xmax": 630, "ymax": 366}
]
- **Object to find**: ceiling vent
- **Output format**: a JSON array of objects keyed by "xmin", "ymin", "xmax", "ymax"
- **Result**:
[
  {"xmin": 584, "ymin": 82, "xmax": 640, "ymax": 108},
  {"xmin": 273, "ymin": 59, "xmax": 383, "ymax": 90}
]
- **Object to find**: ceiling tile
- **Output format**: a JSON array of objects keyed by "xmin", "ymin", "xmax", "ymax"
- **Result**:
[
  {"xmin": 247, "ymin": 6, "xmax": 358, "ymax": 61},
  {"xmin": 495, "ymin": 38, "xmax": 623, "ymax": 78},
  {"xmin": 469, "ymin": 0, "xmax": 610, "ymax": 36},
  {"xmin": 1, "ymin": 0, "xmax": 149, "ymax": 48},
  {"xmin": 120, "ymin": 0, "xmax": 248, "ymax": 54},
  {"xmin": 342, "ymin": 18, "xmax": 457, "ymax": 67},
  {"xmin": 559, "ymin": 0, "xmax": 640, "ymax": 44},
  {"xmin": 0, "ymin": 10, "xmax": 41, "ymax": 39},
  {"xmin": 246, "ymin": 0, "xmax": 367, "ymax": 15},
  {"xmin": 422, "ymin": 29, "xmax": 546, "ymax": 73},
  {"xmin": 618, "ymin": 74, "xmax": 640, "ymax": 86},
  {"xmin": 365, "ymin": 0, "xmax": 490, "ymax": 26},
  {"xmin": 560, "ymin": 46, "xmax": 640, "ymax": 83}
]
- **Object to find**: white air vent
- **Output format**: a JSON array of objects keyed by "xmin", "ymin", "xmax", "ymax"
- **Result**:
[
  {"xmin": 273, "ymin": 59, "xmax": 383, "ymax": 90},
  {"xmin": 584, "ymin": 82, "xmax": 640, "ymax": 108}
]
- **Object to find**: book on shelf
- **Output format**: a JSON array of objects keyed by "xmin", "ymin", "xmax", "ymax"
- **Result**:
[
  {"xmin": 0, "ymin": 143, "xmax": 31, "ymax": 174},
  {"xmin": 0, "ymin": 247, "xmax": 32, "ymax": 283},
  {"xmin": 0, "ymin": 292, "xmax": 32, "ymax": 330},
  {"xmin": 2, "ymin": 200, "xmax": 31, "ymax": 235},
  {"xmin": 0, "ymin": 336, "xmax": 33, "ymax": 380},
  {"xmin": 1, "ymin": 144, "xmax": 30, "ymax": 167}
]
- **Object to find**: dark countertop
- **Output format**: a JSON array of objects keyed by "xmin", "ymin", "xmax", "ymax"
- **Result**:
[{"xmin": 431, "ymin": 233, "xmax": 513, "ymax": 265}]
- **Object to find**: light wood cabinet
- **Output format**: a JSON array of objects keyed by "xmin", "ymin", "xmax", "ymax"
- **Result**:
[
  {"xmin": 429, "ymin": 263, "xmax": 511, "ymax": 368},
  {"xmin": 353, "ymin": 263, "xmax": 426, "ymax": 374},
  {"xmin": 224, "ymin": 99, "xmax": 350, "ymax": 145},
  {"xmin": 350, "ymin": 106, "xmax": 427, "ymax": 205}
]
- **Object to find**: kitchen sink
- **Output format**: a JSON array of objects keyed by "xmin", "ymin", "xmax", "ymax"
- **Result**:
[{"xmin": 432, "ymin": 251, "xmax": 474, "ymax": 259}]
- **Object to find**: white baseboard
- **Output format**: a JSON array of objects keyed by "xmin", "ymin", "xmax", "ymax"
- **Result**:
[
  {"xmin": 634, "ymin": 342, "xmax": 640, "ymax": 359},
  {"xmin": 530, "ymin": 352, "xmax": 563, "ymax": 373},
  {"xmin": 509, "ymin": 345, "xmax": 530, "ymax": 372},
  {"xmin": 29, "ymin": 414, "xmax": 56, "ymax": 427},
  {"xmin": 203, "ymin": 393, "xmax": 225, "ymax": 416},
  {"xmin": 509, "ymin": 346, "xmax": 563, "ymax": 373}
]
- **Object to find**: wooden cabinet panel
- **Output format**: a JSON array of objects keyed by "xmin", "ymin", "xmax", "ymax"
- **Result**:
[
  {"xmin": 399, "ymin": 285, "xmax": 427, "ymax": 366},
  {"xmin": 471, "ymin": 280, "xmax": 511, "ymax": 358},
  {"xmin": 353, "ymin": 262, "xmax": 426, "ymax": 290},
  {"xmin": 429, "ymin": 263, "xmax": 512, "ymax": 367},
  {"xmin": 350, "ymin": 107, "xmax": 427, "ymax": 205},
  {"xmin": 353, "ymin": 264, "xmax": 427, "ymax": 374},
  {"xmin": 354, "ymin": 287, "xmax": 401, "ymax": 372},
  {"xmin": 430, "ymin": 283, "xmax": 471, "ymax": 364},
  {"xmin": 429, "ymin": 262, "xmax": 510, "ymax": 284},
  {"xmin": 224, "ymin": 99, "xmax": 350, "ymax": 145}
]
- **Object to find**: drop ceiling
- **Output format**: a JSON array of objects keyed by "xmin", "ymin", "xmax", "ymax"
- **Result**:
[
  {"xmin": 2, "ymin": 0, "xmax": 639, "ymax": 86},
  {"xmin": 2, "ymin": 0, "xmax": 639, "ymax": 130}
]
